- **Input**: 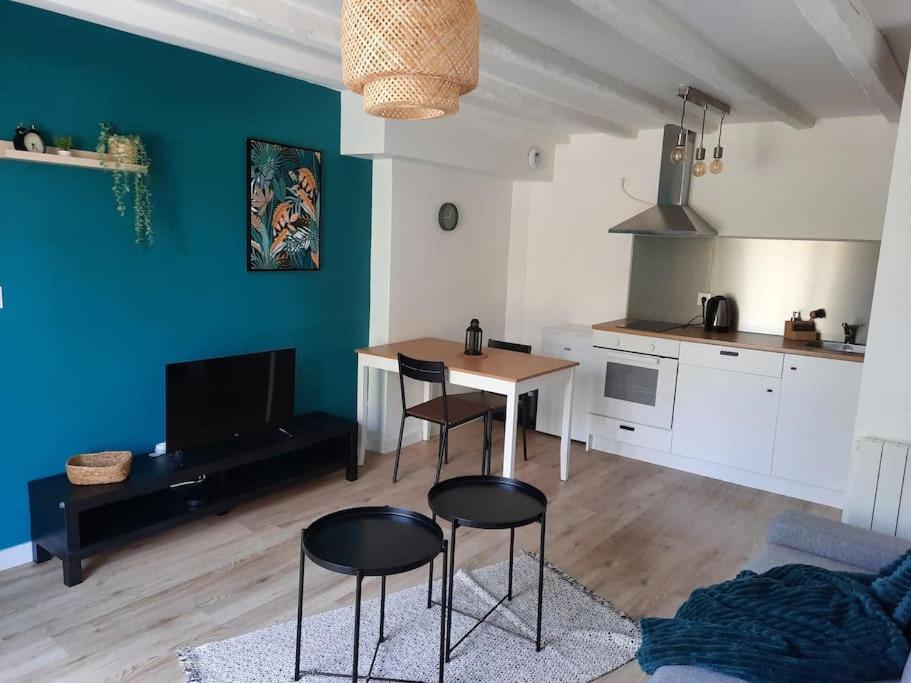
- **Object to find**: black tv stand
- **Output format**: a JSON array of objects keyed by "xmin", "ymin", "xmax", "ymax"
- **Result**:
[{"xmin": 28, "ymin": 412, "xmax": 357, "ymax": 587}]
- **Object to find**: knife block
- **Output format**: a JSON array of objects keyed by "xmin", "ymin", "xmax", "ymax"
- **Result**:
[{"xmin": 783, "ymin": 320, "xmax": 820, "ymax": 341}]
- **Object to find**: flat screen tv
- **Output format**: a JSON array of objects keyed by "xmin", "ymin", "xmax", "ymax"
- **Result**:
[{"xmin": 165, "ymin": 349, "xmax": 295, "ymax": 452}]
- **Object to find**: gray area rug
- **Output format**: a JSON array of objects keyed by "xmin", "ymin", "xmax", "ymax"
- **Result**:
[{"xmin": 178, "ymin": 553, "xmax": 641, "ymax": 682}]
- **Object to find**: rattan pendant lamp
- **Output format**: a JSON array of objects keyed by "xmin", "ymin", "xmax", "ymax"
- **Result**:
[{"xmin": 341, "ymin": 0, "xmax": 479, "ymax": 120}]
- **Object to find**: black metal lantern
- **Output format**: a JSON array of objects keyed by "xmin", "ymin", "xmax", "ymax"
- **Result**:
[{"xmin": 464, "ymin": 319, "xmax": 483, "ymax": 356}]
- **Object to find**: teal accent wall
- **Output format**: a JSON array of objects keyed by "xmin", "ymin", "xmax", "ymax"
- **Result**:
[{"xmin": 0, "ymin": 2, "xmax": 372, "ymax": 549}]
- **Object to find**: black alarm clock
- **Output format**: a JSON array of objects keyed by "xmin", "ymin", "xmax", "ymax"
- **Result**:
[{"xmin": 13, "ymin": 124, "xmax": 46, "ymax": 153}]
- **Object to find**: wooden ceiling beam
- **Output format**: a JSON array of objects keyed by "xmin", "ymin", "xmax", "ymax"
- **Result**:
[
  {"xmin": 568, "ymin": 0, "xmax": 816, "ymax": 129},
  {"xmin": 22, "ymin": 0, "xmax": 343, "ymax": 87},
  {"xmin": 793, "ymin": 0, "xmax": 904, "ymax": 123},
  {"xmin": 479, "ymin": 17, "xmax": 675, "ymax": 125},
  {"xmin": 172, "ymin": 0, "xmax": 640, "ymax": 136},
  {"xmin": 469, "ymin": 75, "xmax": 638, "ymax": 138},
  {"xmin": 173, "ymin": 0, "xmax": 340, "ymax": 58}
]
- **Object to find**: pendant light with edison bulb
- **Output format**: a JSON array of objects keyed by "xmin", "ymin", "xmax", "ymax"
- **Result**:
[
  {"xmin": 711, "ymin": 112, "xmax": 726, "ymax": 174},
  {"xmin": 670, "ymin": 92, "xmax": 688, "ymax": 164},
  {"xmin": 693, "ymin": 104, "xmax": 708, "ymax": 177}
]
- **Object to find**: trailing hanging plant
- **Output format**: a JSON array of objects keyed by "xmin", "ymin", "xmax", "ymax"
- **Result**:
[{"xmin": 97, "ymin": 122, "xmax": 153, "ymax": 245}]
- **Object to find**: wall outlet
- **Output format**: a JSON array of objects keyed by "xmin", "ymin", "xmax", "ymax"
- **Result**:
[{"xmin": 697, "ymin": 292, "xmax": 712, "ymax": 308}]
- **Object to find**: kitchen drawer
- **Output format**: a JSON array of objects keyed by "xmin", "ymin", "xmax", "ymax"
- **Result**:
[
  {"xmin": 679, "ymin": 342, "xmax": 783, "ymax": 378},
  {"xmin": 592, "ymin": 330, "xmax": 680, "ymax": 358},
  {"xmin": 589, "ymin": 414, "xmax": 672, "ymax": 452}
]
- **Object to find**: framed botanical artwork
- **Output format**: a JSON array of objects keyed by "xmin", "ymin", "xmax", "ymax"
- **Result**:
[{"xmin": 247, "ymin": 138, "xmax": 321, "ymax": 271}]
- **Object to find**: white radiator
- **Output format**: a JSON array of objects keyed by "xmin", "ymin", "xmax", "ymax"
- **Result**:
[{"xmin": 843, "ymin": 437, "xmax": 911, "ymax": 538}]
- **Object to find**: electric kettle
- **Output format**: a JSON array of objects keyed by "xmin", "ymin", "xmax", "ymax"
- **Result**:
[{"xmin": 704, "ymin": 296, "xmax": 733, "ymax": 332}]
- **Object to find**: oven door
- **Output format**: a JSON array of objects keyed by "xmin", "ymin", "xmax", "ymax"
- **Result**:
[{"xmin": 591, "ymin": 348, "xmax": 678, "ymax": 429}]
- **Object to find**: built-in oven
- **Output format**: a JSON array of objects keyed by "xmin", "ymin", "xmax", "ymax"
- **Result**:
[{"xmin": 591, "ymin": 331, "xmax": 680, "ymax": 430}]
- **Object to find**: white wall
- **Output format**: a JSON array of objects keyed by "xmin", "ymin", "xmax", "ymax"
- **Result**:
[
  {"xmin": 505, "ymin": 133, "xmax": 642, "ymax": 348},
  {"xmin": 507, "ymin": 116, "xmax": 897, "ymax": 349},
  {"xmin": 341, "ymin": 91, "xmax": 560, "ymax": 182},
  {"xmin": 367, "ymin": 158, "xmax": 514, "ymax": 452},
  {"xmin": 852, "ymin": 79, "xmax": 911, "ymax": 447},
  {"xmin": 842, "ymin": 76, "xmax": 911, "ymax": 526},
  {"xmin": 694, "ymin": 117, "xmax": 896, "ymax": 240},
  {"xmin": 387, "ymin": 159, "xmax": 512, "ymax": 342}
]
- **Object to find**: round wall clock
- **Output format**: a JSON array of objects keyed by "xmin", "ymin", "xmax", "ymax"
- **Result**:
[{"xmin": 438, "ymin": 202, "xmax": 459, "ymax": 232}]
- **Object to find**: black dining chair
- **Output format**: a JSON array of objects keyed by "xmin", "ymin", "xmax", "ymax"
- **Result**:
[
  {"xmin": 460, "ymin": 339, "xmax": 535, "ymax": 472},
  {"xmin": 394, "ymin": 353, "xmax": 491, "ymax": 485}
]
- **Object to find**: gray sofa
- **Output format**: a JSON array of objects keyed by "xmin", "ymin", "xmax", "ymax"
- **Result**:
[{"xmin": 650, "ymin": 510, "xmax": 911, "ymax": 683}]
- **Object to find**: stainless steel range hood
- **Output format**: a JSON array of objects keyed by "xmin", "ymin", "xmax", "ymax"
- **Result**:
[{"xmin": 609, "ymin": 124, "xmax": 718, "ymax": 237}]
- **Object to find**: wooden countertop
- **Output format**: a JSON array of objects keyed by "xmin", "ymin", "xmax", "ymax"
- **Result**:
[
  {"xmin": 592, "ymin": 320, "xmax": 864, "ymax": 363},
  {"xmin": 356, "ymin": 337, "xmax": 579, "ymax": 382}
]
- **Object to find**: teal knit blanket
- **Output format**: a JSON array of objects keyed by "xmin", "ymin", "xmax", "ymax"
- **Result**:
[{"xmin": 637, "ymin": 563, "xmax": 910, "ymax": 682}]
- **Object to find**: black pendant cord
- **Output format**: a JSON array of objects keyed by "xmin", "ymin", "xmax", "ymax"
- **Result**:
[
  {"xmin": 678, "ymin": 91, "xmax": 688, "ymax": 133},
  {"xmin": 715, "ymin": 112, "xmax": 726, "ymax": 154},
  {"xmin": 699, "ymin": 104, "xmax": 707, "ymax": 151}
]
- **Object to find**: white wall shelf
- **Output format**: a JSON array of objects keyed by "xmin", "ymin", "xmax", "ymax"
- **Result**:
[{"xmin": 0, "ymin": 140, "xmax": 147, "ymax": 174}]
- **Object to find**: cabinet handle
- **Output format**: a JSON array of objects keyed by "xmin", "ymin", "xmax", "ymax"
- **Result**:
[
  {"xmin": 720, "ymin": 350, "xmax": 739, "ymax": 357},
  {"xmin": 563, "ymin": 346, "xmax": 572, "ymax": 351},
  {"xmin": 619, "ymin": 424, "xmax": 636, "ymax": 432},
  {"xmin": 790, "ymin": 366, "xmax": 797, "ymax": 371},
  {"xmin": 766, "ymin": 389, "xmax": 774, "ymax": 393}
]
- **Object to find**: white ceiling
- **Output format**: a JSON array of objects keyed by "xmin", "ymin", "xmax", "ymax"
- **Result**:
[
  {"xmin": 866, "ymin": 0, "xmax": 911, "ymax": 73},
  {"xmin": 21, "ymin": 0, "xmax": 911, "ymax": 136}
]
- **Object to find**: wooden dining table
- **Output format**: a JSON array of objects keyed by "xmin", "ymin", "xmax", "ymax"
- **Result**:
[{"xmin": 355, "ymin": 337, "xmax": 579, "ymax": 481}]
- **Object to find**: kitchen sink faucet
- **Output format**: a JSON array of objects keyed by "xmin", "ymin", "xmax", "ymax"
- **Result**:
[{"xmin": 842, "ymin": 323, "xmax": 861, "ymax": 345}]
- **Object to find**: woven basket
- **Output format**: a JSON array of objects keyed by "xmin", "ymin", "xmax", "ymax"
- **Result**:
[
  {"xmin": 66, "ymin": 451, "xmax": 132, "ymax": 485},
  {"xmin": 341, "ymin": 0, "xmax": 479, "ymax": 119},
  {"xmin": 105, "ymin": 135, "xmax": 138, "ymax": 164}
]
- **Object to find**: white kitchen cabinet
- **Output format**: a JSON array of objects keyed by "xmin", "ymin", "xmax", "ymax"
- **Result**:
[
  {"xmin": 672, "ymin": 363, "xmax": 781, "ymax": 474},
  {"xmin": 772, "ymin": 354, "xmax": 863, "ymax": 491},
  {"xmin": 537, "ymin": 325, "xmax": 592, "ymax": 441}
]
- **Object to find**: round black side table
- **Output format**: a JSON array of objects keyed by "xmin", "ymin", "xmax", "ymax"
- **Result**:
[
  {"xmin": 427, "ymin": 475, "xmax": 547, "ymax": 662},
  {"xmin": 295, "ymin": 506, "xmax": 448, "ymax": 683}
]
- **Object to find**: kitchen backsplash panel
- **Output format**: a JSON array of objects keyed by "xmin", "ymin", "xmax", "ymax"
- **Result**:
[
  {"xmin": 627, "ymin": 236, "xmax": 879, "ymax": 343},
  {"xmin": 627, "ymin": 237, "xmax": 714, "ymax": 325}
]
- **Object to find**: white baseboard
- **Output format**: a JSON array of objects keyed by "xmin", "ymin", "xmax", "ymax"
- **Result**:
[
  {"xmin": 0, "ymin": 542, "xmax": 33, "ymax": 571},
  {"xmin": 589, "ymin": 435, "xmax": 844, "ymax": 509}
]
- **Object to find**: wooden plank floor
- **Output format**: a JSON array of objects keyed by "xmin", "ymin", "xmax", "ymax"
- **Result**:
[{"xmin": 0, "ymin": 423, "xmax": 837, "ymax": 682}]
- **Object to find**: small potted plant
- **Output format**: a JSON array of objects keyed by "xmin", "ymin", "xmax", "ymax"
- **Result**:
[
  {"xmin": 97, "ymin": 122, "xmax": 153, "ymax": 245},
  {"xmin": 53, "ymin": 136, "xmax": 74, "ymax": 156}
]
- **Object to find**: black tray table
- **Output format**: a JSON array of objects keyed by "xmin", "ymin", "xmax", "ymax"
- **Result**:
[
  {"xmin": 295, "ymin": 506, "xmax": 447, "ymax": 683},
  {"xmin": 427, "ymin": 475, "xmax": 547, "ymax": 661}
]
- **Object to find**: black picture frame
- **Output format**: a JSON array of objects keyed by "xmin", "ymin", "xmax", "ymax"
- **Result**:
[{"xmin": 246, "ymin": 137, "xmax": 322, "ymax": 272}]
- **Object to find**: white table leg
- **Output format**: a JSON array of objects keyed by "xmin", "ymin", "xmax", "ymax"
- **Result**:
[
  {"xmin": 560, "ymin": 367, "xmax": 575, "ymax": 481},
  {"xmin": 356, "ymin": 356, "xmax": 369, "ymax": 466},
  {"xmin": 422, "ymin": 380, "xmax": 433, "ymax": 441},
  {"xmin": 502, "ymin": 385, "xmax": 519, "ymax": 479}
]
